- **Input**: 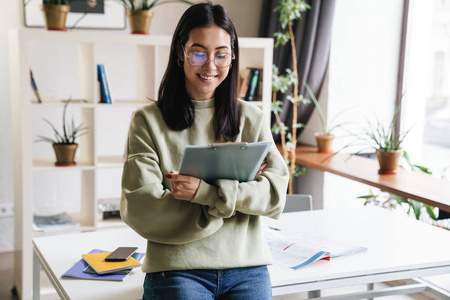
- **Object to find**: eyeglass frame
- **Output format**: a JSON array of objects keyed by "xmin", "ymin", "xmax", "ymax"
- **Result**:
[{"xmin": 180, "ymin": 44, "xmax": 235, "ymax": 68}]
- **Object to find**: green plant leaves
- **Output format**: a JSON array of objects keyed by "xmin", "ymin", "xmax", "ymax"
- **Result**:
[
  {"xmin": 274, "ymin": 0, "xmax": 310, "ymax": 28},
  {"xmin": 35, "ymin": 98, "xmax": 88, "ymax": 145},
  {"xmin": 272, "ymin": 66, "xmax": 297, "ymax": 93},
  {"xmin": 274, "ymin": 31, "xmax": 291, "ymax": 48},
  {"xmin": 271, "ymin": 100, "xmax": 284, "ymax": 114},
  {"xmin": 272, "ymin": 123, "xmax": 288, "ymax": 135}
]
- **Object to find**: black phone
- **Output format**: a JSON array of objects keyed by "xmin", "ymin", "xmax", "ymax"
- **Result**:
[{"xmin": 105, "ymin": 247, "xmax": 138, "ymax": 262}]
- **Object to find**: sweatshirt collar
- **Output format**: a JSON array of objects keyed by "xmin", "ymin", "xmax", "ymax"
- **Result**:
[{"xmin": 191, "ymin": 98, "xmax": 214, "ymax": 109}]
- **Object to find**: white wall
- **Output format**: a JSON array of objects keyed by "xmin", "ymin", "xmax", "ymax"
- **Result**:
[
  {"xmin": 0, "ymin": 0, "xmax": 262, "ymax": 251},
  {"xmin": 0, "ymin": 0, "xmax": 21, "ymax": 253}
]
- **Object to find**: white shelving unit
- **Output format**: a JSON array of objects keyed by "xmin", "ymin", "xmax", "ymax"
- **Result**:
[{"xmin": 9, "ymin": 29, "xmax": 273, "ymax": 300}]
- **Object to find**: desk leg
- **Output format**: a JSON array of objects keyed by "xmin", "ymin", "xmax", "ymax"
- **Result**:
[
  {"xmin": 33, "ymin": 250, "xmax": 41, "ymax": 300},
  {"xmin": 367, "ymin": 283, "xmax": 374, "ymax": 300}
]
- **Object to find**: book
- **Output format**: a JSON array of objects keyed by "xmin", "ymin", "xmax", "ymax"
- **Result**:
[
  {"xmin": 98, "ymin": 198, "xmax": 121, "ymax": 220},
  {"xmin": 238, "ymin": 68, "xmax": 251, "ymax": 99},
  {"xmin": 97, "ymin": 64, "xmax": 112, "ymax": 104},
  {"xmin": 254, "ymin": 69, "xmax": 263, "ymax": 101},
  {"xmin": 33, "ymin": 212, "xmax": 79, "ymax": 232},
  {"xmin": 62, "ymin": 249, "xmax": 145, "ymax": 281},
  {"xmin": 264, "ymin": 226, "xmax": 367, "ymax": 269},
  {"xmin": 83, "ymin": 251, "xmax": 144, "ymax": 275},
  {"xmin": 245, "ymin": 68, "xmax": 260, "ymax": 101},
  {"xmin": 82, "ymin": 250, "xmax": 142, "ymax": 274}
]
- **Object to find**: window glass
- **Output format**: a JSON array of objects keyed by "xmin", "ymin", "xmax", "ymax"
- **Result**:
[{"xmin": 420, "ymin": 0, "xmax": 450, "ymax": 178}]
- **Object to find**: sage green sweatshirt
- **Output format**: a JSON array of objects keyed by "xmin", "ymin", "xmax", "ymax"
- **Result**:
[{"xmin": 120, "ymin": 98, "xmax": 289, "ymax": 273}]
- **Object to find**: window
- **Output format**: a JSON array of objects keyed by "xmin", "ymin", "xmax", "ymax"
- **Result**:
[{"xmin": 403, "ymin": 0, "xmax": 450, "ymax": 178}]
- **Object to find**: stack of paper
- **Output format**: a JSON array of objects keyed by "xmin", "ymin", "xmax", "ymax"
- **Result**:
[
  {"xmin": 33, "ymin": 212, "xmax": 79, "ymax": 232},
  {"xmin": 62, "ymin": 249, "xmax": 144, "ymax": 281}
]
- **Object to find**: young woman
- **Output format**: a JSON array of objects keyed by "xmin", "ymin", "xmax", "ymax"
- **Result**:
[{"xmin": 121, "ymin": 2, "xmax": 289, "ymax": 299}]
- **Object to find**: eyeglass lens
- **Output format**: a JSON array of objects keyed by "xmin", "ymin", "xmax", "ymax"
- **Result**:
[{"xmin": 189, "ymin": 52, "xmax": 232, "ymax": 68}]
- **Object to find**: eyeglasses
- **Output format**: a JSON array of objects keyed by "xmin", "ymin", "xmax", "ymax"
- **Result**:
[{"xmin": 181, "ymin": 45, "xmax": 234, "ymax": 68}]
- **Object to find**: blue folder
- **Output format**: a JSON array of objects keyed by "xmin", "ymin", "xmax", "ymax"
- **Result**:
[{"xmin": 179, "ymin": 141, "xmax": 272, "ymax": 182}]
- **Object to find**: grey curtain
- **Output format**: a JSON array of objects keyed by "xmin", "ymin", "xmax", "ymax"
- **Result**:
[{"xmin": 259, "ymin": 0, "xmax": 337, "ymax": 141}]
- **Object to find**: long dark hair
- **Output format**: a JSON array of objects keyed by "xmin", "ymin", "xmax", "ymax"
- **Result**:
[{"xmin": 157, "ymin": 2, "xmax": 241, "ymax": 142}]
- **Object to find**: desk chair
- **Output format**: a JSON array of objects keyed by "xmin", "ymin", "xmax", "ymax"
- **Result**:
[{"xmin": 283, "ymin": 194, "xmax": 313, "ymax": 213}]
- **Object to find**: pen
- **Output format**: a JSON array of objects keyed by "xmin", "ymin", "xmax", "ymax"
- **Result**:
[
  {"xmin": 268, "ymin": 226, "xmax": 281, "ymax": 231},
  {"xmin": 29, "ymin": 66, "xmax": 42, "ymax": 103}
]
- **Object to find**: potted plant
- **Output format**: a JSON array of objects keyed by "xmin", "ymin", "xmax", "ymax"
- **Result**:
[
  {"xmin": 115, "ymin": 0, "xmax": 193, "ymax": 34},
  {"xmin": 40, "ymin": 0, "xmax": 72, "ymax": 30},
  {"xmin": 365, "ymin": 102, "xmax": 409, "ymax": 174},
  {"xmin": 337, "ymin": 100, "xmax": 410, "ymax": 174},
  {"xmin": 37, "ymin": 0, "xmax": 100, "ymax": 31},
  {"xmin": 35, "ymin": 99, "xmax": 88, "ymax": 166},
  {"xmin": 304, "ymin": 84, "xmax": 347, "ymax": 153},
  {"xmin": 271, "ymin": 0, "xmax": 310, "ymax": 194}
]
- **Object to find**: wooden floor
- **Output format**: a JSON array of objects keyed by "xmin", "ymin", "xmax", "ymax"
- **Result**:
[{"xmin": 0, "ymin": 252, "xmax": 19, "ymax": 300}]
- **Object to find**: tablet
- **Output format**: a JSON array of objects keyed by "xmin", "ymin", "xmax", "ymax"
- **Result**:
[{"xmin": 179, "ymin": 141, "xmax": 272, "ymax": 182}]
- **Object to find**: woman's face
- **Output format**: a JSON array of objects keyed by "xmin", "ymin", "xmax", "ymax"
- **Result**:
[{"xmin": 181, "ymin": 25, "xmax": 233, "ymax": 100}]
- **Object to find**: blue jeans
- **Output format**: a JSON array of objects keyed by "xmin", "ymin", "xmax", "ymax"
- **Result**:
[{"xmin": 143, "ymin": 265, "xmax": 272, "ymax": 300}]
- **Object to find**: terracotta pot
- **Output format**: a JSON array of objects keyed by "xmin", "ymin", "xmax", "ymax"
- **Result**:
[
  {"xmin": 127, "ymin": 10, "xmax": 154, "ymax": 34},
  {"xmin": 375, "ymin": 149, "xmax": 403, "ymax": 174},
  {"xmin": 41, "ymin": 4, "xmax": 70, "ymax": 31},
  {"xmin": 314, "ymin": 133, "xmax": 334, "ymax": 153},
  {"xmin": 53, "ymin": 144, "xmax": 78, "ymax": 166}
]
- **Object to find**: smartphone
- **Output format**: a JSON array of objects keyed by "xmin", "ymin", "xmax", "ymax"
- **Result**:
[{"xmin": 105, "ymin": 247, "xmax": 138, "ymax": 262}]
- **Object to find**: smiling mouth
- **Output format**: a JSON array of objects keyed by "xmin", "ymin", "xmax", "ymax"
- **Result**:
[{"xmin": 198, "ymin": 74, "xmax": 218, "ymax": 80}]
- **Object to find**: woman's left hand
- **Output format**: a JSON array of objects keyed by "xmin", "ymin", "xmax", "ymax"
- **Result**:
[
  {"xmin": 165, "ymin": 171, "xmax": 200, "ymax": 201},
  {"xmin": 255, "ymin": 157, "xmax": 268, "ymax": 178}
]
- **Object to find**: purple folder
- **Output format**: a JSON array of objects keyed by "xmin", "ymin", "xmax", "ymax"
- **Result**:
[{"xmin": 62, "ymin": 249, "xmax": 145, "ymax": 281}]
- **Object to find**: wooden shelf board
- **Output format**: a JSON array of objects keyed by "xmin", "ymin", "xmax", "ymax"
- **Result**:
[{"xmin": 289, "ymin": 146, "xmax": 450, "ymax": 212}]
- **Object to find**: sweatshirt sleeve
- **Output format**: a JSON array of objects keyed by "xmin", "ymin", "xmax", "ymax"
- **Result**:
[
  {"xmin": 120, "ymin": 110, "xmax": 224, "ymax": 245},
  {"xmin": 191, "ymin": 114, "xmax": 289, "ymax": 220}
]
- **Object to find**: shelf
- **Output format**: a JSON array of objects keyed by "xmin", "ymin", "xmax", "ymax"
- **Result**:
[
  {"xmin": 97, "ymin": 155, "xmax": 125, "ymax": 168},
  {"xmin": 292, "ymin": 146, "xmax": 450, "ymax": 212},
  {"xmin": 96, "ymin": 100, "xmax": 151, "ymax": 107},
  {"xmin": 31, "ymin": 101, "xmax": 96, "ymax": 108},
  {"xmin": 11, "ymin": 29, "xmax": 173, "ymax": 46},
  {"xmin": 31, "ymin": 100, "xmax": 151, "ymax": 108},
  {"xmin": 11, "ymin": 28, "xmax": 274, "ymax": 300},
  {"xmin": 32, "ymin": 158, "xmax": 95, "ymax": 171}
]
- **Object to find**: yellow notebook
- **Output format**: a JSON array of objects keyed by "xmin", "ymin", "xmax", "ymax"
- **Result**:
[{"xmin": 82, "ymin": 251, "xmax": 142, "ymax": 275}]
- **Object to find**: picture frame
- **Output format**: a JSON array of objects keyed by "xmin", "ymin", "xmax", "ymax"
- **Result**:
[{"xmin": 23, "ymin": 1, "xmax": 126, "ymax": 30}]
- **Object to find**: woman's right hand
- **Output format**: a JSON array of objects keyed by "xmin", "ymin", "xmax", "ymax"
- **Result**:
[{"xmin": 165, "ymin": 171, "xmax": 200, "ymax": 201}]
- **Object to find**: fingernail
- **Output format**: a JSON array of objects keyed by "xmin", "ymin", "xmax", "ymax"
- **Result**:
[{"xmin": 165, "ymin": 174, "xmax": 172, "ymax": 179}]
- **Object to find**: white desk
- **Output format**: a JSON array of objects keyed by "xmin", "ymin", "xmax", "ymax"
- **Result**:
[{"xmin": 33, "ymin": 206, "xmax": 450, "ymax": 300}]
